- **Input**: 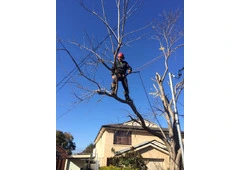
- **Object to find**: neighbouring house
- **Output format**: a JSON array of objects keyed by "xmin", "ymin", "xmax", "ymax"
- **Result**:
[
  {"xmin": 56, "ymin": 144, "xmax": 94, "ymax": 170},
  {"xmin": 93, "ymin": 119, "xmax": 184, "ymax": 170},
  {"xmin": 65, "ymin": 154, "xmax": 94, "ymax": 170},
  {"xmin": 56, "ymin": 144, "xmax": 67, "ymax": 170}
]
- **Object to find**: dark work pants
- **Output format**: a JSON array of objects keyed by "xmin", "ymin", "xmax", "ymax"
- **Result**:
[{"xmin": 112, "ymin": 74, "xmax": 129, "ymax": 95}]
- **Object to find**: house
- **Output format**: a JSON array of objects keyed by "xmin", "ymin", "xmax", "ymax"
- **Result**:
[
  {"xmin": 65, "ymin": 154, "xmax": 94, "ymax": 170},
  {"xmin": 56, "ymin": 144, "xmax": 94, "ymax": 170},
  {"xmin": 56, "ymin": 144, "xmax": 67, "ymax": 170},
  {"xmin": 93, "ymin": 119, "xmax": 182, "ymax": 170}
]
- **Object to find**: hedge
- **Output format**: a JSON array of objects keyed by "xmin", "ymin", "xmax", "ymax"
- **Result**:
[{"xmin": 99, "ymin": 165, "xmax": 139, "ymax": 170}]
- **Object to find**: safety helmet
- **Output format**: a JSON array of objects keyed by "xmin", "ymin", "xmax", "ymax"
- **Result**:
[{"xmin": 117, "ymin": 52, "xmax": 125, "ymax": 59}]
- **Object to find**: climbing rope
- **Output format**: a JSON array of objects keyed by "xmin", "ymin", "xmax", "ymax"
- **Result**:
[{"xmin": 134, "ymin": 71, "xmax": 164, "ymax": 129}]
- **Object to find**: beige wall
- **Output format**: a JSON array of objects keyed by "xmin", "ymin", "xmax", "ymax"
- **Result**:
[
  {"xmin": 65, "ymin": 159, "xmax": 81, "ymax": 170},
  {"xmin": 139, "ymin": 146, "xmax": 169, "ymax": 169},
  {"xmin": 95, "ymin": 130, "xmax": 107, "ymax": 166},
  {"xmin": 95, "ymin": 129, "xmax": 117, "ymax": 166},
  {"xmin": 132, "ymin": 131, "xmax": 161, "ymax": 145}
]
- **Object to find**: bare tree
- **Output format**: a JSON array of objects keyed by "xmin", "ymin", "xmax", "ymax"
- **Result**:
[
  {"xmin": 57, "ymin": 1, "xmax": 183, "ymax": 170},
  {"xmin": 149, "ymin": 9, "xmax": 184, "ymax": 170}
]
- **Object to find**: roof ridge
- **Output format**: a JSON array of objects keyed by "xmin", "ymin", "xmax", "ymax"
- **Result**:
[{"xmin": 115, "ymin": 139, "xmax": 168, "ymax": 155}]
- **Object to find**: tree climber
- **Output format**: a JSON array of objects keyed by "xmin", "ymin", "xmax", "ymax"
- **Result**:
[{"xmin": 111, "ymin": 52, "xmax": 132, "ymax": 101}]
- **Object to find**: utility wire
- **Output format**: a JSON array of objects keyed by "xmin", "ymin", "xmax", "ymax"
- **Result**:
[
  {"xmin": 56, "ymin": 25, "xmax": 118, "ymax": 92},
  {"xmin": 137, "ymin": 71, "xmax": 154, "ymax": 113},
  {"xmin": 134, "ymin": 53, "xmax": 164, "ymax": 72},
  {"xmin": 57, "ymin": 70, "xmax": 78, "ymax": 93},
  {"xmin": 57, "ymin": 24, "xmax": 163, "ymax": 92},
  {"xmin": 137, "ymin": 71, "xmax": 163, "ymax": 129},
  {"xmin": 57, "ymin": 35, "xmax": 109, "ymax": 92}
]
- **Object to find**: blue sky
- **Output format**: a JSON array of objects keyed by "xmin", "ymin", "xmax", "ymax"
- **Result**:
[{"xmin": 56, "ymin": 0, "xmax": 184, "ymax": 153}]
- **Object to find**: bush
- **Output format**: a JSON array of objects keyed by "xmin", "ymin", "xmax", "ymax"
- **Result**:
[
  {"xmin": 107, "ymin": 147, "xmax": 147, "ymax": 170},
  {"xmin": 100, "ymin": 165, "xmax": 139, "ymax": 170}
]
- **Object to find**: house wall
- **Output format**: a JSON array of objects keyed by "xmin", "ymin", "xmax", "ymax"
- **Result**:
[
  {"xmin": 139, "ymin": 146, "xmax": 169, "ymax": 170},
  {"xmin": 145, "ymin": 159, "xmax": 165, "ymax": 170},
  {"xmin": 65, "ymin": 159, "xmax": 81, "ymax": 170},
  {"xmin": 95, "ymin": 129, "xmax": 115, "ymax": 166},
  {"xmin": 95, "ymin": 131, "xmax": 105, "ymax": 166},
  {"xmin": 140, "ymin": 146, "xmax": 167, "ymax": 158},
  {"xmin": 65, "ymin": 159, "xmax": 91, "ymax": 170},
  {"xmin": 131, "ymin": 131, "xmax": 161, "ymax": 145},
  {"xmin": 95, "ymin": 129, "xmax": 169, "ymax": 167}
]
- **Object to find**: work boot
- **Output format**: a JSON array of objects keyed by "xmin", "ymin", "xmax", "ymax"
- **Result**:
[
  {"xmin": 111, "ymin": 90, "xmax": 116, "ymax": 95},
  {"xmin": 125, "ymin": 94, "xmax": 132, "ymax": 102}
]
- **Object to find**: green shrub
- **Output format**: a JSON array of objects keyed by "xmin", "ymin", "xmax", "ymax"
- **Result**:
[
  {"xmin": 99, "ymin": 165, "xmax": 139, "ymax": 170},
  {"xmin": 107, "ymin": 147, "xmax": 147, "ymax": 170},
  {"xmin": 99, "ymin": 165, "xmax": 120, "ymax": 170}
]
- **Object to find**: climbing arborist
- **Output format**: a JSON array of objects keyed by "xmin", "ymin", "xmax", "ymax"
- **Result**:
[{"xmin": 111, "ymin": 52, "xmax": 132, "ymax": 101}]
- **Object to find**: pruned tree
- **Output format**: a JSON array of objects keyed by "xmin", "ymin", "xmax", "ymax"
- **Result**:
[
  {"xmin": 57, "ymin": 0, "xmax": 148, "ymax": 102},
  {"xmin": 148, "ymin": 9, "xmax": 184, "ymax": 170},
  {"xmin": 57, "ymin": 1, "xmax": 183, "ymax": 170}
]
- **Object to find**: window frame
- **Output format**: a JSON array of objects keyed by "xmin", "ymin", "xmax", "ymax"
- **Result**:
[{"xmin": 113, "ymin": 130, "xmax": 132, "ymax": 145}]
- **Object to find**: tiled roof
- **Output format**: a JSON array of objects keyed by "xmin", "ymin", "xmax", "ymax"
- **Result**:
[
  {"xmin": 102, "ymin": 123, "xmax": 168, "ymax": 132},
  {"xmin": 94, "ymin": 119, "xmax": 184, "ymax": 143}
]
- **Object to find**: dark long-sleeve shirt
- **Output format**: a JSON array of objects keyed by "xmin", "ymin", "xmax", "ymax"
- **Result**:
[{"xmin": 111, "ymin": 60, "xmax": 132, "ymax": 75}]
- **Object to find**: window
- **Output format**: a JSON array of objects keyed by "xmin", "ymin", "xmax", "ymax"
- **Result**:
[{"xmin": 114, "ymin": 130, "xmax": 132, "ymax": 145}]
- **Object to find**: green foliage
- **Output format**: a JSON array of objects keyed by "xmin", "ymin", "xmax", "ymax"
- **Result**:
[
  {"xmin": 108, "ymin": 147, "xmax": 147, "ymax": 170},
  {"xmin": 56, "ymin": 130, "xmax": 76, "ymax": 155},
  {"xmin": 100, "ymin": 165, "xmax": 139, "ymax": 170},
  {"xmin": 79, "ymin": 143, "xmax": 95, "ymax": 154}
]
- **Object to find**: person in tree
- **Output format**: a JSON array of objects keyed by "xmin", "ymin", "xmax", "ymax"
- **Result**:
[{"xmin": 111, "ymin": 52, "xmax": 132, "ymax": 101}]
